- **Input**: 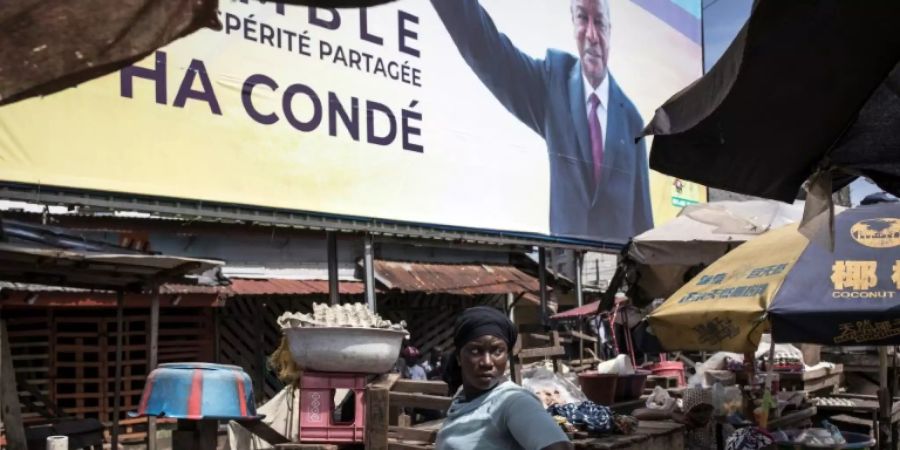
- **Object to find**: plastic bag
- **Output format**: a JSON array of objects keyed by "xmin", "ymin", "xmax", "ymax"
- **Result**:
[
  {"xmin": 521, "ymin": 367, "xmax": 587, "ymax": 408},
  {"xmin": 595, "ymin": 354, "xmax": 635, "ymax": 375},
  {"xmin": 687, "ymin": 351, "xmax": 742, "ymax": 387},
  {"xmin": 645, "ymin": 386, "xmax": 676, "ymax": 412}
]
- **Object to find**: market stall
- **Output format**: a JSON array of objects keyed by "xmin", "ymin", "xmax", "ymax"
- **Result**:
[
  {"xmin": 0, "ymin": 218, "xmax": 223, "ymax": 450},
  {"xmin": 648, "ymin": 202, "xmax": 899, "ymax": 448}
]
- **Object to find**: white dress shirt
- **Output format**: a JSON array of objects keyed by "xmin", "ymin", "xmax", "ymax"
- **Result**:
[{"xmin": 583, "ymin": 74, "xmax": 610, "ymax": 146}]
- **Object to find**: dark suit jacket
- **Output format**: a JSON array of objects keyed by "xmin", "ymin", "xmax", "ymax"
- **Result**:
[{"xmin": 432, "ymin": 0, "xmax": 654, "ymax": 242}]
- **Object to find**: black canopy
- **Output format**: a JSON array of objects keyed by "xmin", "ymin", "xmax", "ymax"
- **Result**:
[{"xmin": 644, "ymin": 0, "xmax": 900, "ymax": 202}]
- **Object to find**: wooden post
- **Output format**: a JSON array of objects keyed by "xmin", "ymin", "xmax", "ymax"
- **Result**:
[
  {"xmin": 112, "ymin": 290, "xmax": 125, "ymax": 450},
  {"xmin": 878, "ymin": 347, "xmax": 892, "ymax": 449},
  {"xmin": 173, "ymin": 419, "xmax": 218, "ymax": 450},
  {"xmin": 538, "ymin": 248, "xmax": 548, "ymax": 327},
  {"xmin": 366, "ymin": 374, "xmax": 399, "ymax": 450},
  {"xmin": 0, "ymin": 319, "xmax": 27, "ymax": 450},
  {"xmin": 148, "ymin": 288, "xmax": 160, "ymax": 450}
]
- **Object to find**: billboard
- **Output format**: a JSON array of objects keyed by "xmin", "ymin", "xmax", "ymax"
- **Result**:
[{"xmin": 0, "ymin": 0, "xmax": 704, "ymax": 244}]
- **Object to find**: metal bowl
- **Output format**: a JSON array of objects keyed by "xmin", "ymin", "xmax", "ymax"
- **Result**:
[
  {"xmin": 283, "ymin": 327, "xmax": 406, "ymax": 374},
  {"xmin": 135, "ymin": 363, "xmax": 259, "ymax": 420}
]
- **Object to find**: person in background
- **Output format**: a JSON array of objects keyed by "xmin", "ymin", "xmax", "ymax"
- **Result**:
[
  {"xmin": 401, "ymin": 345, "xmax": 428, "ymax": 381},
  {"xmin": 425, "ymin": 346, "xmax": 444, "ymax": 380},
  {"xmin": 437, "ymin": 307, "xmax": 573, "ymax": 450}
]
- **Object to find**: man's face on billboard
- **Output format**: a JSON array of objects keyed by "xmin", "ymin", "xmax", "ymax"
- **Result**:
[{"xmin": 572, "ymin": 0, "xmax": 611, "ymax": 88}]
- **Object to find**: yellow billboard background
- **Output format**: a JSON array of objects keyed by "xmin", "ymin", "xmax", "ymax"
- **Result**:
[{"xmin": 0, "ymin": 1, "xmax": 703, "ymax": 240}]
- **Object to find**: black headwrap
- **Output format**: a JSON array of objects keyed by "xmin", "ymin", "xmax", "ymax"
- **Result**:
[
  {"xmin": 453, "ymin": 306, "xmax": 517, "ymax": 350},
  {"xmin": 442, "ymin": 306, "xmax": 517, "ymax": 396}
]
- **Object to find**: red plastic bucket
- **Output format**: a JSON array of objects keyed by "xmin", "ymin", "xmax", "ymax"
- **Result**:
[{"xmin": 615, "ymin": 370, "xmax": 650, "ymax": 401}]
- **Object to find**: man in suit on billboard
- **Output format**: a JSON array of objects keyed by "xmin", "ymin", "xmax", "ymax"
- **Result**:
[{"xmin": 431, "ymin": 0, "xmax": 654, "ymax": 242}]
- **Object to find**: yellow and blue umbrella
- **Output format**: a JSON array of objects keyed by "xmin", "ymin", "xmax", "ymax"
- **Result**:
[
  {"xmin": 648, "ymin": 202, "xmax": 900, "ymax": 353},
  {"xmin": 769, "ymin": 203, "xmax": 900, "ymax": 346}
]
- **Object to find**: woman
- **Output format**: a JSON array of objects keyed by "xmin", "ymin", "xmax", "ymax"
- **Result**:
[{"xmin": 437, "ymin": 307, "xmax": 573, "ymax": 450}]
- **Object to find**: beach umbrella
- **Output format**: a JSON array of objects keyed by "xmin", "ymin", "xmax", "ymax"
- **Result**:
[{"xmin": 648, "ymin": 202, "xmax": 899, "ymax": 353}]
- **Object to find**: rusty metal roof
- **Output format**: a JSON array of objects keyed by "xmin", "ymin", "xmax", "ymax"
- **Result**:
[
  {"xmin": 227, "ymin": 279, "xmax": 365, "ymax": 296},
  {"xmin": 2, "ymin": 279, "xmax": 365, "ymax": 300},
  {"xmin": 162, "ymin": 279, "xmax": 366, "ymax": 296},
  {"xmin": 374, "ymin": 260, "xmax": 539, "ymax": 295}
]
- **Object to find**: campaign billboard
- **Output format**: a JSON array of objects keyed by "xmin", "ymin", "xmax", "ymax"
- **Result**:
[{"xmin": 0, "ymin": 0, "xmax": 704, "ymax": 244}]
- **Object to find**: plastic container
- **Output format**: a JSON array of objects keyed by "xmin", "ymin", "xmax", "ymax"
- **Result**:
[
  {"xmin": 614, "ymin": 370, "xmax": 650, "ymax": 401},
  {"xmin": 299, "ymin": 372, "xmax": 367, "ymax": 444},
  {"xmin": 650, "ymin": 361, "xmax": 686, "ymax": 386},
  {"xmin": 578, "ymin": 372, "xmax": 618, "ymax": 406},
  {"xmin": 283, "ymin": 327, "xmax": 406, "ymax": 374},
  {"xmin": 136, "ymin": 363, "xmax": 258, "ymax": 420}
]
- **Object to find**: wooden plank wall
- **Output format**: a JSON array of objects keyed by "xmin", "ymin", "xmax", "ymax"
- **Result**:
[
  {"xmin": 4, "ymin": 310, "xmax": 52, "ymax": 425},
  {"xmin": 379, "ymin": 293, "xmax": 506, "ymax": 356},
  {"xmin": 217, "ymin": 295, "xmax": 321, "ymax": 402},
  {"xmin": 1, "ymin": 307, "xmax": 214, "ymax": 425}
]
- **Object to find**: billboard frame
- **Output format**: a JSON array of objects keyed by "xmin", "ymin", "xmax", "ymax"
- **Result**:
[{"xmin": 0, "ymin": 182, "xmax": 624, "ymax": 252}]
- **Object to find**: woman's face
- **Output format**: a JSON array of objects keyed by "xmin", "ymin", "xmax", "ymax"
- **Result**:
[{"xmin": 458, "ymin": 335, "xmax": 509, "ymax": 393}]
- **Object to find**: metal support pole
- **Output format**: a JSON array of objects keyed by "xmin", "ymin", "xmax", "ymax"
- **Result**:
[
  {"xmin": 575, "ymin": 251, "xmax": 584, "ymax": 308},
  {"xmin": 574, "ymin": 251, "xmax": 585, "ymax": 360},
  {"xmin": 327, "ymin": 231, "xmax": 340, "ymax": 305},
  {"xmin": 148, "ymin": 289, "xmax": 159, "ymax": 450},
  {"xmin": 879, "ymin": 347, "xmax": 892, "ymax": 449},
  {"xmin": 538, "ymin": 247, "xmax": 548, "ymax": 326},
  {"xmin": 112, "ymin": 290, "xmax": 124, "ymax": 450},
  {"xmin": 364, "ymin": 234, "xmax": 376, "ymax": 313}
]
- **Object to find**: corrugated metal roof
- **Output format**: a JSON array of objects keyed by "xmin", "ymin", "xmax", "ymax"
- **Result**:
[
  {"xmin": 0, "ymin": 281, "xmax": 96, "ymax": 293},
  {"xmin": 159, "ymin": 284, "xmax": 225, "ymax": 295},
  {"xmin": 162, "ymin": 279, "xmax": 366, "ymax": 296},
  {"xmin": 228, "ymin": 279, "xmax": 365, "ymax": 296},
  {"xmin": 374, "ymin": 261, "xmax": 539, "ymax": 295},
  {"xmin": 2, "ymin": 279, "xmax": 364, "ymax": 298},
  {"xmin": 0, "ymin": 218, "xmax": 223, "ymax": 289}
]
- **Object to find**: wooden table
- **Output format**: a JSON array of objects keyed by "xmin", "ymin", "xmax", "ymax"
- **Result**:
[
  {"xmin": 778, "ymin": 365, "xmax": 843, "ymax": 394},
  {"xmin": 571, "ymin": 421, "xmax": 684, "ymax": 450},
  {"xmin": 767, "ymin": 406, "xmax": 817, "ymax": 429},
  {"xmin": 609, "ymin": 398, "xmax": 647, "ymax": 415}
]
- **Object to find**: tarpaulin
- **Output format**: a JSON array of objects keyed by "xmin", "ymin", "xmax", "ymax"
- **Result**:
[{"xmin": 0, "ymin": 0, "xmax": 219, "ymax": 105}]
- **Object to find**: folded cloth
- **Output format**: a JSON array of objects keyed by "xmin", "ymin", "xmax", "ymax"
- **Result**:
[
  {"xmin": 547, "ymin": 401, "xmax": 632, "ymax": 434},
  {"xmin": 725, "ymin": 427, "xmax": 775, "ymax": 450}
]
